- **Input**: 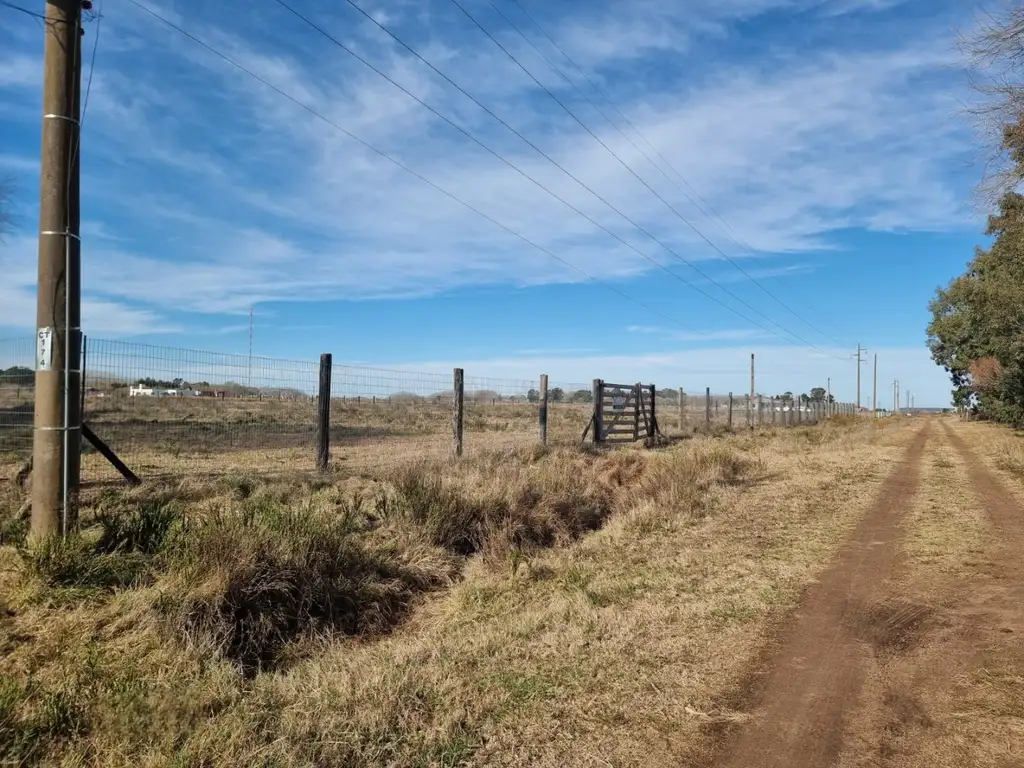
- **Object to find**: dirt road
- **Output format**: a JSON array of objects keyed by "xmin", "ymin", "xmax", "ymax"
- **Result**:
[{"xmin": 713, "ymin": 419, "xmax": 1024, "ymax": 768}]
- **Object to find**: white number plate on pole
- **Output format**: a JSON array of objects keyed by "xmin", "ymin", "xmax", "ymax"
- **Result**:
[{"xmin": 37, "ymin": 327, "xmax": 54, "ymax": 371}]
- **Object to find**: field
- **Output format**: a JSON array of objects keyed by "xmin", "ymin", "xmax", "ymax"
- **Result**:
[
  {"xmin": 2, "ymin": 386, "xmax": 821, "ymax": 485},
  {"xmin": 4, "ymin": 414, "xmax": 1021, "ymax": 766}
]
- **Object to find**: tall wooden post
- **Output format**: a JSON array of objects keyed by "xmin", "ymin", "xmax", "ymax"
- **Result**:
[
  {"xmin": 32, "ymin": 0, "xmax": 83, "ymax": 539},
  {"xmin": 452, "ymin": 368, "xmax": 464, "ymax": 458},
  {"xmin": 592, "ymin": 379, "xmax": 603, "ymax": 444},
  {"xmin": 316, "ymin": 353, "xmax": 332, "ymax": 471},
  {"xmin": 705, "ymin": 387, "xmax": 711, "ymax": 425},
  {"xmin": 727, "ymin": 392, "xmax": 734, "ymax": 430},
  {"xmin": 539, "ymin": 373, "xmax": 548, "ymax": 444},
  {"xmin": 757, "ymin": 395, "xmax": 763, "ymax": 426},
  {"xmin": 872, "ymin": 353, "xmax": 878, "ymax": 419}
]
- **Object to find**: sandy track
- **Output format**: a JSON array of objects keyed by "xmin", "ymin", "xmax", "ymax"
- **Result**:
[
  {"xmin": 713, "ymin": 419, "xmax": 1024, "ymax": 767},
  {"xmin": 712, "ymin": 424, "xmax": 932, "ymax": 767}
]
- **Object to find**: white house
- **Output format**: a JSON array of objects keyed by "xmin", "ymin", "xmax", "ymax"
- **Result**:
[{"xmin": 129, "ymin": 384, "xmax": 154, "ymax": 397}]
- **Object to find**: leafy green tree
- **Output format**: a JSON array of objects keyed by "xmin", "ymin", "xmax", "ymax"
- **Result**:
[
  {"xmin": 569, "ymin": 389, "xmax": 592, "ymax": 404},
  {"xmin": 549, "ymin": 387, "xmax": 565, "ymax": 403},
  {"xmin": 810, "ymin": 387, "xmax": 827, "ymax": 402},
  {"xmin": 526, "ymin": 389, "xmax": 539, "ymax": 403}
]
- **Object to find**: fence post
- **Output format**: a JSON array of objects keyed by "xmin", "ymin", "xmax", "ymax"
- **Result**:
[
  {"xmin": 539, "ymin": 373, "xmax": 549, "ymax": 444},
  {"xmin": 678, "ymin": 387, "xmax": 685, "ymax": 432},
  {"xmin": 727, "ymin": 393, "xmax": 734, "ymax": 430},
  {"xmin": 757, "ymin": 395, "xmax": 763, "ymax": 426},
  {"xmin": 633, "ymin": 383, "xmax": 641, "ymax": 441},
  {"xmin": 705, "ymin": 387, "xmax": 711, "ymax": 425},
  {"xmin": 592, "ymin": 379, "xmax": 603, "ymax": 444},
  {"xmin": 648, "ymin": 384, "xmax": 657, "ymax": 438},
  {"xmin": 452, "ymin": 368, "xmax": 464, "ymax": 458},
  {"xmin": 745, "ymin": 393, "xmax": 751, "ymax": 428},
  {"xmin": 316, "ymin": 353, "xmax": 332, "ymax": 471},
  {"xmin": 772, "ymin": 399, "xmax": 778, "ymax": 425}
]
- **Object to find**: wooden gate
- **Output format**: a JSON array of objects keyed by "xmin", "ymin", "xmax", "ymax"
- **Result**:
[{"xmin": 588, "ymin": 379, "xmax": 659, "ymax": 444}]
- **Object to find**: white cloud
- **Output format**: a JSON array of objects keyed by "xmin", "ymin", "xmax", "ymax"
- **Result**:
[
  {"xmin": 0, "ymin": 0, "xmax": 975, "ymax": 327},
  {"xmin": 0, "ymin": 236, "xmax": 178, "ymax": 336},
  {"xmin": 627, "ymin": 325, "xmax": 767, "ymax": 342}
]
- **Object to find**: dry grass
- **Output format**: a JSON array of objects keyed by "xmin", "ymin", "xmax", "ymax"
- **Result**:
[{"xmin": 0, "ymin": 417, "xmax": 907, "ymax": 767}]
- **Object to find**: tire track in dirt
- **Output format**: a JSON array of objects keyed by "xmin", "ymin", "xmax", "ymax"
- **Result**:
[
  {"xmin": 828, "ymin": 421, "xmax": 1024, "ymax": 768},
  {"xmin": 942, "ymin": 421, "xmax": 1024, "ymax": 551},
  {"xmin": 712, "ymin": 424, "xmax": 932, "ymax": 768}
]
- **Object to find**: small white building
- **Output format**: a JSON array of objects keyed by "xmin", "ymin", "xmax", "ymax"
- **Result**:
[{"xmin": 129, "ymin": 384, "xmax": 154, "ymax": 397}]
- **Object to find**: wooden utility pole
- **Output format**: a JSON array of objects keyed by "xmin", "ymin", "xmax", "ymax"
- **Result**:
[
  {"xmin": 749, "ymin": 353, "xmax": 755, "ymax": 424},
  {"xmin": 872, "ymin": 353, "xmax": 878, "ymax": 418},
  {"xmin": 827, "ymin": 377, "xmax": 831, "ymax": 418},
  {"xmin": 32, "ymin": 0, "xmax": 83, "ymax": 539},
  {"xmin": 854, "ymin": 343, "xmax": 865, "ymax": 412}
]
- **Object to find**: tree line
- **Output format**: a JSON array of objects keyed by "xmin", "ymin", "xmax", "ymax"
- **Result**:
[{"xmin": 928, "ymin": 8, "xmax": 1024, "ymax": 423}]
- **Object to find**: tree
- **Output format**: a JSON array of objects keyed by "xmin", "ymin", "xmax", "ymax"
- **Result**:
[
  {"xmin": 929, "ymin": 187, "xmax": 1024, "ymax": 422},
  {"xmin": 526, "ymin": 389, "xmax": 539, "ymax": 403},
  {"xmin": 810, "ymin": 387, "xmax": 827, "ymax": 402},
  {"xmin": 549, "ymin": 387, "xmax": 565, "ymax": 403},
  {"xmin": 961, "ymin": 5, "xmax": 1024, "ymax": 204},
  {"xmin": 569, "ymin": 389, "xmax": 592, "ymax": 404}
]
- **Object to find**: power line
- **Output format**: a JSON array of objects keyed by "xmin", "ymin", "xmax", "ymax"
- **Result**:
[
  {"xmin": 274, "ymin": 0, "xmax": 822, "ymax": 349},
  {"xmin": 0, "ymin": 0, "xmax": 46, "ymax": 20},
  {"xmin": 125, "ymin": 0, "xmax": 717, "ymax": 341},
  {"xmin": 502, "ymin": 0, "xmax": 856, "ymax": 348},
  {"xmin": 314, "ymin": 0, "xmax": 839, "ymax": 356},
  {"xmin": 445, "ymin": 0, "xmax": 844, "ymax": 359}
]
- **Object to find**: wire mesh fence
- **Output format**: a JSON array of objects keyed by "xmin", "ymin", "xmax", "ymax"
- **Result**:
[
  {"xmin": 0, "ymin": 337, "xmax": 35, "ymax": 459},
  {"xmin": 1, "ymin": 335, "xmax": 863, "ymax": 486},
  {"xmin": 81, "ymin": 339, "xmax": 320, "ymax": 483}
]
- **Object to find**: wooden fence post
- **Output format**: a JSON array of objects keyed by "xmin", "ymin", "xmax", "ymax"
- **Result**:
[
  {"xmin": 539, "ymin": 373, "xmax": 549, "ymax": 444},
  {"xmin": 452, "ymin": 368, "xmax": 464, "ymax": 458},
  {"xmin": 316, "ymin": 353, "xmax": 332, "ymax": 471},
  {"xmin": 592, "ymin": 379, "xmax": 604, "ymax": 445},
  {"xmin": 648, "ymin": 384, "xmax": 657, "ymax": 438},
  {"xmin": 633, "ymin": 383, "xmax": 641, "ymax": 441},
  {"xmin": 772, "ymin": 399, "xmax": 778, "ymax": 425},
  {"xmin": 705, "ymin": 387, "xmax": 711, "ymax": 425},
  {"xmin": 745, "ymin": 394, "xmax": 751, "ymax": 428},
  {"xmin": 727, "ymin": 392, "xmax": 734, "ymax": 430},
  {"xmin": 757, "ymin": 395, "xmax": 763, "ymax": 426},
  {"xmin": 678, "ymin": 387, "xmax": 685, "ymax": 432}
]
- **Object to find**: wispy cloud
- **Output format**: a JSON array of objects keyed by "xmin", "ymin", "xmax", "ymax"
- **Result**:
[
  {"xmin": 0, "ymin": 0, "xmax": 973, "ymax": 330},
  {"xmin": 627, "ymin": 325, "xmax": 767, "ymax": 342}
]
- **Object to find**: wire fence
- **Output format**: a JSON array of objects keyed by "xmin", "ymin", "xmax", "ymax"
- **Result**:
[
  {"xmin": 0, "ymin": 338, "xmax": 35, "ymax": 458},
  {"xmin": 0, "ymin": 336, "xmax": 862, "ymax": 485}
]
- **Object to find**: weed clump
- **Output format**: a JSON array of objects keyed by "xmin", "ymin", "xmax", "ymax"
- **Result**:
[{"xmin": 163, "ymin": 499, "xmax": 456, "ymax": 672}]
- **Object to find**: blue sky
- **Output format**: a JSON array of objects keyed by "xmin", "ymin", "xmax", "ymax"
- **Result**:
[{"xmin": 0, "ymin": 0, "xmax": 991, "ymax": 405}]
